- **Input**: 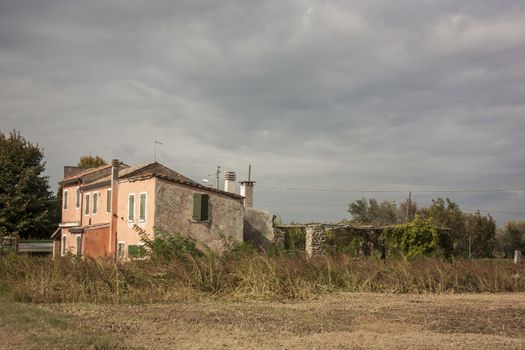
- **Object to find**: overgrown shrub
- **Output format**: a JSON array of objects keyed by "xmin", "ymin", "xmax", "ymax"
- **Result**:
[
  {"xmin": 384, "ymin": 216, "xmax": 452, "ymax": 257},
  {"xmin": 135, "ymin": 226, "xmax": 203, "ymax": 261}
]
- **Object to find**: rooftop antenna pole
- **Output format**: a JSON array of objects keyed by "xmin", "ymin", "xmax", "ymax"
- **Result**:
[
  {"xmin": 405, "ymin": 191, "xmax": 412, "ymax": 222},
  {"xmin": 154, "ymin": 140, "xmax": 163, "ymax": 162},
  {"xmin": 248, "ymin": 164, "xmax": 251, "ymax": 181},
  {"xmin": 215, "ymin": 166, "xmax": 221, "ymax": 190}
]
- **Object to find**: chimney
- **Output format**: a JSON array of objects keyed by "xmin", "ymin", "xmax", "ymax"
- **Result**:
[
  {"xmin": 224, "ymin": 171, "xmax": 236, "ymax": 194},
  {"xmin": 240, "ymin": 181, "xmax": 254, "ymax": 207},
  {"xmin": 111, "ymin": 159, "xmax": 120, "ymax": 183},
  {"xmin": 239, "ymin": 165, "xmax": 255, "ymax": 207},
  {"xmin": 63, "ymin": 166, "xmax": 81, "ymax": 178}
]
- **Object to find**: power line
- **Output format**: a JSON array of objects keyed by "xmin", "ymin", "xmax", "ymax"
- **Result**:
[
  {"xmin": 258, "ymin": 184, "xmax": 525, "ymax": 193},
  {"xmin": 256, "ymin": 200, "xmax": 525, "ymax": 216}
]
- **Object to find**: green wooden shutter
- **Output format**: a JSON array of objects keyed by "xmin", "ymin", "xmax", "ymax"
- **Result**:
[
  {"xmin": 76, "ymin": 236, "xmax": 81, "ymax": 257},
  {"xmin": 193, "ymin": 193, "xmax": 209, "ymax": 221},
  {"xmin": 193, "ymin": 193, "xmax": 202, "ymax": 220},
  {"xmin": 201, "ymin": 194, "xmax": 209, "ymax": 221},
  {"xmin": 128, "ymin": 245, "xmax": 138, "ymax": 257},
  {"xmin": 139, "ymin": 193, "xmax": 146, "ymax": 221},
  {"xmin": 107, "ymin": 189, "xmax": 111, "ymax": 212}
]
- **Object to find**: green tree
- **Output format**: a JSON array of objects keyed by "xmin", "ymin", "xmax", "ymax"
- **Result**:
[
  {"xmin": 497, "ymin": 221, "xmax": 525, "ymax": 258},
  {"xmin": 348, "ymin": 197, "xmax": 398, "ymax": 225},
  {"xmin": 77, "ymin": 155, "xmax": 107, "ymax": 169},
  {"xmin": 465, "ymin": 211, "xmax": 496, "ymax": 258},
  {"xmin": 418, "ymin": 198, "xmax": 467, "ymax": 256},
  {"xmin": 0, "ymin": 130, "xmax": 51, "ymax": 239}
]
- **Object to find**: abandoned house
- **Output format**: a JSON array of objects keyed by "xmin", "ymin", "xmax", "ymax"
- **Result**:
[{"xmin": 52, "ymin": 160, "xmax": 272, "ymax": 258}]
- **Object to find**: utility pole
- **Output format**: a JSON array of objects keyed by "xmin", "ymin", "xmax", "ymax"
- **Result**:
[
  {"xmin": 405, "ymin": 191, "xmax": 412, "ymax": 222},
  {"xmin": 215, "ymin": 166, "xmax": 221, "ymax": 190},
  {"xmin": 154, "ymin": 140, "xmax": 163, "ymax": 162}
]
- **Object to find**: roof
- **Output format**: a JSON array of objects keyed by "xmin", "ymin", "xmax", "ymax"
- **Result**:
[
  {"xmin": 136, "ymin": 173, "xmax": 245, "ymax": 200},
  {"xmin": 71, "ymin": 161, "xmax": 241, "ymax": 200},
  {"xmin": 62, "ymin": 164, "xmax": 113, "ymax": 182},
  {"xmin": 60, "ymin": 162, "xmax": 129, "ymax": 186}
]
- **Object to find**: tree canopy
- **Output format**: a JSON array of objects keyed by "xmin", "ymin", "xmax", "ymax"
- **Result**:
[
  {"xmin": 497, "ymin": 221, "xmax": 525, "ymax": 258},
  {"xmin": 347, "ymin": 197, "xmax": 398, "ymax": 225},
  {"xmin": 0, "ymin": 130, "xmax": 53, "ymax": 239},
  {"xmin": 347, "ymin": 196, "xmax": 498, "ymax": 258},
  {"xmin": 77, "ymin": 155, "xmax": 107, "ymax": 169}
]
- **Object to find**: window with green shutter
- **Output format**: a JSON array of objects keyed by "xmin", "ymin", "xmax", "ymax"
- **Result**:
[
  {"xmin": 63, "ymin": 190, "xmax": 68, "ymax": 210},
  {"xmin": 106, "ymin": 189, "xmax": 111, "ymax": 212},
  {"xmin": 128, "ymin": 244, "xmax": 144, "ymax": 257},
  {"xmin": 85, "ymin": 194, "xmax": 90, "ymax": 215},
  {"xmin": 192, "ymin": 193, "xmax": 209, "ymax": 221},
  {"xmin": 93, "ymin": 192, "xmax": 98, "ymax": 214},
  {"xmin": 76, "ymin": 235, "xmax": 81, "ymax": 257},
  {"xmin": 139, "ymin": 193, "xmax": 146, "ymax": 222},
  {"xmin": 76, "ymin": 188, "xmax": 81, "ymax": 208},
  {"xmin": 128, "ymin": 194, "xmax": 135, "ymax": 221},
  {"xmin": 118, "ymin": 242, "xmax": 125, "ymax": 258}
]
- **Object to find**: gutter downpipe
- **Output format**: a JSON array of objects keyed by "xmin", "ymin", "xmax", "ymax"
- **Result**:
[{"xmin": 109, "ymin": 159, "xmax": 120, "ymax": 260}]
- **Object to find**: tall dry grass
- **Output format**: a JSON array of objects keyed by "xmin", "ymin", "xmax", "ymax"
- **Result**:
[{"xmin": 1, "ymin": 253, "xmax": 524, "ymax": 303}]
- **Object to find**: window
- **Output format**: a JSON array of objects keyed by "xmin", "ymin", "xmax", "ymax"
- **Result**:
[
  {"xmin": 139, "ymin": 193, "xmax": 146, "ymax": 222},
  {"xmin": 106, "ymin": 189, "xmax": 112, "ymax": 212},
  {"xmin": 128, "ymin": 243, "xmax": 145, "ymax": 257},
  {"xmin": 63, "ymin": 190, "xmax": 68, "ymax": 210},
  {"xmin": 192, "ymin": 193, "xmax": 209, "ymax": 221},
  {"xmin": 118, "ymin": 242, "xmax": 125, "ymax": 258},
  {"xmin": 62, "ymin": 236, "xmax": 67, "ymax": 256},
  {"xmin": 76, "ymin": 235, "xmax": 82, "ymax": 257},
  {"xmin": 128, "ymin": 194, "xmax": 135, "ymax": 222},
  {"xmin": 75, "ymin": 188, "xmax": 80, "ymax": 208},
  {"xmin": 93, "ymin": 192, "xmax": 98, "ymax": 215},
  {"xmin": 85, "ymin": 194, "xmax": 90, "ymax": 215}
]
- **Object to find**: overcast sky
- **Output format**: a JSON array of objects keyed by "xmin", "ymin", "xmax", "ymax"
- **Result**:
[{"xmin": 1, "ymin": 0, "xmax": 524, "ymax": 225}]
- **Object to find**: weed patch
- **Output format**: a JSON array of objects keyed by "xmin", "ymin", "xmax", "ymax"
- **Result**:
[{"xmin": 1, "ymin": 253, "xmax": 524, "ymax": 304}]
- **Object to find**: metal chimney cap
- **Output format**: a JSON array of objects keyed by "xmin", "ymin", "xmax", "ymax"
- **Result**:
[{"xmin": 224, "ymin": 171, "xmax": 236, "ymax": 180}]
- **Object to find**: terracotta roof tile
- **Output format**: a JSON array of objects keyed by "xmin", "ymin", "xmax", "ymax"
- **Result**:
[{"xmin": 62, "ymin": 164, "xmax": 112, "ymax": 181}]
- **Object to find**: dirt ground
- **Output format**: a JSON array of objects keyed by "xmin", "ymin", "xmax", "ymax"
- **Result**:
[{"xmin": 1, "ymin": 293, "xmax": 525, "ymax": 349}]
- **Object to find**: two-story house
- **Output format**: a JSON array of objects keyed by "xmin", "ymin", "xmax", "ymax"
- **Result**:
[{"xmin": 54, "ymin": 160, "xmax": 244, "ymax": 258}]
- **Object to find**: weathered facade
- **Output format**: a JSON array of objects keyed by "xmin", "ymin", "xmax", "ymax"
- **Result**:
[
  {"xmin": 155, "ymin": 177, "xmax": 244, "ymax": 251},
  {"xmin": 55, "ymin": 161, "xmax": 245, "ymax": 258}
]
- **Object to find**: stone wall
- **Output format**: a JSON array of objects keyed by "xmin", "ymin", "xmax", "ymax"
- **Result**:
[
  {"xmin": 243, "ymin": 207, "xmax": 273, "ymax": 249},
  {"xmin": 305, "ymin": 225, "xmax": 326, "ymax": 257},
  {"xmin": 154, "ymin": 178, "xmax": 244, "ymax": 252}
]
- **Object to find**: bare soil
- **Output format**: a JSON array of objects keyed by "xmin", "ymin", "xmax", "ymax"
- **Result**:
[{"xmin": 2, "ymin": 293, "xmax": 525, "ymax": 349}]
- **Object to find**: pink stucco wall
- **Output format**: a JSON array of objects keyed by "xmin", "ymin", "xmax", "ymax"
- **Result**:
[
  {"xmin": 82, "ymin": 225, "xmax": 111, "ymax": 257},
  {"xmin": 60, "ymin": 228, "xmax": 81, "ymax": 256},
  {"xmin": 61, "ymin": 184, "xmax": 81, "ymax": 224},
  {"xmin": 81, "ymin": 186, "xmax": 112, "ymax": 226},
  {"xmin": 115, "ymin": 177, "xmax": 156, "ymax": 257}
]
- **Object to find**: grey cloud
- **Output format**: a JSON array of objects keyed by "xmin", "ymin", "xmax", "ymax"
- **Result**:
[{"xmin": 1, "ymin": 0, "xmax": 524, "ymax": 224}]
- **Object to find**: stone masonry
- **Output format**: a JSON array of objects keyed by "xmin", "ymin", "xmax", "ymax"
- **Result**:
[{"xmin": 305, "ymin": 224, "xmax": 326, "ymax": 257}]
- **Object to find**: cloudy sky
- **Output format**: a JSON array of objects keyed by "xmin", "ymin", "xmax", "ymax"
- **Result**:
[{"xmin": 1, "ymin": 0, "xmax": 524, "ymax": 225}]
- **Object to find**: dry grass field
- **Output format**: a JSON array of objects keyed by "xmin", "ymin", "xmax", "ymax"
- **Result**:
[{"xmin": 1, "ymin": 292, "xmax": 525, "ymax": 349}]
